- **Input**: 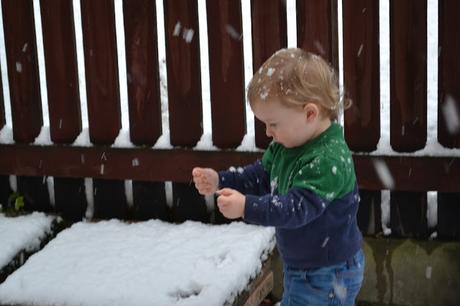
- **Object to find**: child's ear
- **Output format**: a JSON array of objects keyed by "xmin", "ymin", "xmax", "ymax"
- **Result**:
[{"xmin": 303, "ymin": 103, "xmax": 319, "ymax": 121}]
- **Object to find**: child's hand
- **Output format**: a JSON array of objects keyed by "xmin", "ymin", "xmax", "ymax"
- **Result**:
[
  {"xmin": 216, "ymin": 188, "xmax": 245, "ymax": 219},
  {"xmin": 192, "ymin": 167, "xmax": 219, "ymax": 195}
]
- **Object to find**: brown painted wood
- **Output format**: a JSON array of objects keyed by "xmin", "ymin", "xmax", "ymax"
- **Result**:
[
  {"xmin": 163, "ymin": 0, "xmax": 202, "ymax": 147},
  {"xmin": 80, "ymin": 0, "xmax": 121, "ymax": 145},
  {"xmin": 352, "ymin": 155, "xmax": 460, "ymax": 192},
  {"xmin": 343, "ymin": 0, "xmax": 380, "ymax": 152},
  {"xmin": 438, "ymin": 192, "xmax": 460, "ymax": 239},
  {"xmin": 0, "ymin": 72, "xmax": 4, "ymax": 128},
  {"xmin": 438, "ymin": 0, "xmax": 460, "ymax": 148},
  {"xmin": 390, "ymin": 0, "xmax": 427, "ymax": 152},
  {"xmin": 357, "ymin": 190, "xmax": 382, "ymax": 235},
  {"xmin": 251, "ymin": 0, "xmax": 287, "ymax": 149},
  {"xmin": 93, "ymin": 179, "xmax": 128, "ymax": 219},
  {"xmin": 1, "ymin": 0, "xmax": 42, "ymax": 143},
  {"xmin": 390, "ymin": 192, "xmax": 428, "ymax": 239},
  {"xmin": 123, "ymin": 0, "xmax": 162, "ymax": 146},
  {"xmin": 206, "ymin": 0, "xmax": 246, "ymax": 149},
  {"xmin": 0, "ymin": 176, "xmax": 13, "ymax": 209},
  {"xmin": 40, "ymin": 0, "xmax": 81, "ymax": 144},
  {"xmin": 17, "ymin": 176, "xmax": 51, "ymax": 213},
  {"xmin": 296, "ymin": 0, "xmax": 338, "ymax": 69},
  {"xmin": 233, "ymin": 259, "xmax": 273, "ymax": 306},
  {"xmin": 132, "ymin": 181, "xmax": 171, "ymax": 221},
  {"xmin": 0, "ymin": 144, "xmax": 459, "ymax": 192},
  {"xmin": 54, "ymin": 177, "xmax": 87, "ymax": 221},
  {"xmin": 172, "ymin": 182, "xmax": 208, "ymax": 223}
]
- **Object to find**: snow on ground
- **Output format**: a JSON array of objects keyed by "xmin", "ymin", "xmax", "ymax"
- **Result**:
[
  {"xmin": 0, "ymin": 219, "xmax": 275, "ymax": 306},
  {"xmin": 0, "ymin": 212, "xmax": 55, "ymax": 270}
]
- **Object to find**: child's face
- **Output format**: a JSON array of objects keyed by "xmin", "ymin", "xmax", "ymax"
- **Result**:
[{"xmin": 252, "ymin": 98, "xmax": 328, "ymax": 148}]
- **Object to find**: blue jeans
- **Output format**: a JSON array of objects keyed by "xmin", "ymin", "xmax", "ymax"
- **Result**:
[{"xmin": 281, "ymin": 249, "xmax": 365, "ymax": 306}]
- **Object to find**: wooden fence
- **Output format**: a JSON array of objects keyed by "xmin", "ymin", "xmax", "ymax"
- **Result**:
[{"xmin": 0, "ymin": 0, "xmax": 459, "ymax": 239}]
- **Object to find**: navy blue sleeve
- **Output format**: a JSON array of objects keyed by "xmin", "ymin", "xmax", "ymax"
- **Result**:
[
  {"xmin": 218, "ymin": 160, "xmax": 271, "ymax": 196},
  {"xmin": 244, "ymin": 188, "xmax": 331, "ymax": 228}
]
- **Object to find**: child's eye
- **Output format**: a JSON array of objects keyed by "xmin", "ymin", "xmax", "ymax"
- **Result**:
[{"xmin": 269, "ymin": 123, "xmax": 277, "ymax": 128}]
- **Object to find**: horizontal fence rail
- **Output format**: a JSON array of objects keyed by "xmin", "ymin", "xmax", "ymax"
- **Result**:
[{"xmin": 0, "ymin": 0, "xmax": 459, "ymax": 237}]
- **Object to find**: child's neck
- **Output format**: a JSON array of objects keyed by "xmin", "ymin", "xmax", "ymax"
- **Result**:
[{"xmin": 310, "ymin": 118, "xmax": 332, "ymax": 142}]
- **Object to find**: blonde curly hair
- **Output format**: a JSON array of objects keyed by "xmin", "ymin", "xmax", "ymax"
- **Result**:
[{"xmin": 247, "ymin": 48, "xmax": 351, "ymax": 120}]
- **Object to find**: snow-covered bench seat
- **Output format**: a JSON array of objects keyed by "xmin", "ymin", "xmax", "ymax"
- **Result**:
[
  {"xmin": 0, "ymin": 219, "xmax": 275, "ymax": 306},
  {"xmin": 0, "ymin": 212, "xmax": 56, "ymax": 284}
]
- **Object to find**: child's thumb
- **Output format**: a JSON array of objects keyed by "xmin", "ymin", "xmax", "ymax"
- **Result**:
[{"xmin": 216, "ymin": 188, "xmax": 233, "ymax": 197}]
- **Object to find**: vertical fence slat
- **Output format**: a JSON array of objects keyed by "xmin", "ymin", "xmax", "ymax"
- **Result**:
[
  {"xmin": 343, "ymin": 0, "xmax": 380, "ymax": 152},
  {"xmin": 93, "ymin": 179, "xmax": 127, "ymax": 219},
  {"xmin": 1, "ymin": 0, "xmax": 42, "ymax": 143},
  {"xmin": 172, "ymin": 182, "xmax": 208, "ymax": 223},
  {"xmin": 390, "ymin": 192, "xmax": 427, "ymax": 239},
  {"xmin": 40, "ymin": 0, "xmax": 81, "ymax": 144},
  {"xmin": 357, "ymin": 190, "xmax": 382, "ymax": 235},
  {"xmin": 80, "ymin": 0, "xmax": 120, "ymax": 145},
  {"xmin": 132, "ymin": 181, "xmax": 171, "ymax": 221},
  {"xmin": 206, "ymin": 0, "xmax": 246, "ymax": 149},
  {"xmin": 81, "ymin": 0, "xmax": 125, "ymax": 219},
  {"xmin": 438, "ymin": 0, "xmax": 460, "ymax": 148},
  {"xmin": 251, "ymin": 0, "xmax": 287, "ymax": 149},
  {"xmin": 54, "ymin": 177, "xmax": 87, "ymax": 222},
  {"xmin": 163, "ymin": 0, "xmax": 202, "ymax": 147},
  {"xmin": 0, "ymin": 72, "xmax": 4, "ymax": 128},
  {"xmin": 0, "ymin": 176, "xmax": 12, "ymax": 210},
  {"xmin": 123, "ymin": 0, "xmax": 167, "ymax": 221},
  {"xmin": 296, "ymin": 0, "xmax": 338, "ymax": 68},
  {"xmin": 123, "ymin": 0, "xmax": 162, "ymax": 146},
  {"xmin": 18, "ymin": 176, "xmax": 51, "ymax": 213},
  {"xmin": 390, "ymin": 0, "xmax": 427, "ymax": 152},
  {"xmin": 438, "ymin": 192, "xmax": 460, "ymax": 239}
]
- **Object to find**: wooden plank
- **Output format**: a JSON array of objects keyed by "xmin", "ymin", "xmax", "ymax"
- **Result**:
[
  {"xmin": 206, "ymin": 0, "xmax": 246, "ymax": 149},
  {"xmin": 93, "ymin": 179, "xmax": 128, "ymax": 219},
  {"xmin": 296, "ymin": 0, "xmax": 338, "ymax": 68},
  {"xmin": 0, "ymin": 72, "xmax": 4, "ymax": 128},
  {"xmin": 438, "ymin": 193, "xmax": 460, "ymax": 239},
  {"xmin": 357, "ymin": 190, "xmax": 382, "ymax": 235},
  {"xmin": 0, "ymin": 145, "xmax": 459, "ymax": 192},
  {"xmin": 233, "ymin": 259, "xmax": 273, "ymax": 306},
  {"xmin": 80, "ymin": 0, "xmax": 121, "ymax": 145},
  {"xmin": 163, "ymin": 0, "xmax": 202, "ymax": 147},
  {"xmin": 390, "ymin": 191, "xmax": 428, "ymax": 238},
  {"xmin": 390, "ymin": 0, "xmax": 427, "ymax": 152},
  {"xmin": 40, "ymin": 0, "xmax": 81, "ymax": 144},
  {"xmin": 131, "ymin": 181, "xmax": 171, "ymax": 221},
  {"xmin": 251, "ymin": 0, "xmax": 287, "ymax": 149},
  {"xmin": 17, "ymin": 176, "xmax": 51, "ymax": 213},
  {"xmin": 342, "ymin": 0, "xmax": 380, "ymax": 152},
  {"xmin": 438, "ymin": 0, "xmax": 460, "ymax": 148},
  {"xmin": 0, "ymin": 176, "xmax": 12, "ymax": 210},
  {"xmin": 123, "ymin": 0, "xmax": 162, "ymax": 146},
  {"xmin": 1, "ymin": 0, "xmax": 42, "ymax": 143},
  {"xmin": 171, "ymin": 182, "xmax": 208, "ymax": 223},
  {"xmin": 54, "ymin": 177, "xmax": 87, "ymax": 222}
]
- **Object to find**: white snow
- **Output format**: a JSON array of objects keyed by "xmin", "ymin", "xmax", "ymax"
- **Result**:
[
  {"xmin": 0, "ymin": 219, "xmax": 275, "ymax": 306},
  {"xmin": 0, "ymin": 212, "xmax": 54, "ymax": 269}
]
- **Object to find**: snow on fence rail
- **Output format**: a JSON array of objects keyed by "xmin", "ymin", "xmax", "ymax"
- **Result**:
[{"xmin": 0, "ymin": 0, "xmax": 459, "ymax": 237}]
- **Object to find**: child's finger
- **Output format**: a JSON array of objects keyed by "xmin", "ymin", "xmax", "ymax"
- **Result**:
[
  {"xmin": 192, "ymin": 167, "xmax": 202, "ymax": 177},
  {"xmin": 216, "ymin": 188, "xmax": 233, "ymax": 196}
]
